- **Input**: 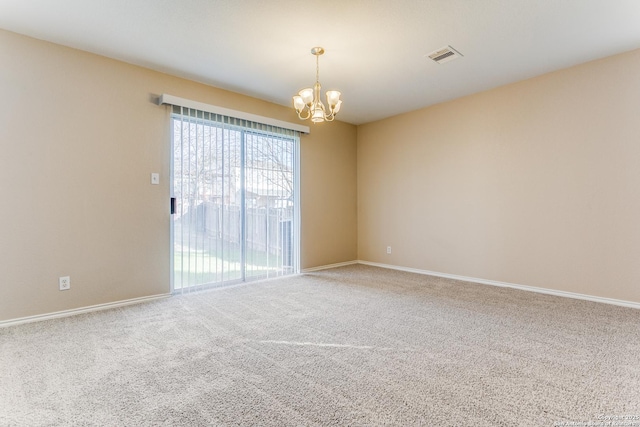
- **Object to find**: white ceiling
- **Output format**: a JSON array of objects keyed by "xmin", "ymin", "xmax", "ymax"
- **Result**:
[{"xmin": 1, "ymin": 0, "xmax": 640, "ymax": 125}]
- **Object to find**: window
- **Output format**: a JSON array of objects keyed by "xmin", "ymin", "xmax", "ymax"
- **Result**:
[{"xmin": 170, "ymin": 105, "xmax": 300, "ymax": 292}]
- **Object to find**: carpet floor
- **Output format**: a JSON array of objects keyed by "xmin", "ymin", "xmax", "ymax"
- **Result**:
[{"xmin": 1, "ymin": 265, "xmax": 639, "ymax": 426}]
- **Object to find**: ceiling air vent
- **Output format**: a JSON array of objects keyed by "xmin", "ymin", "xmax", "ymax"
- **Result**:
[{"xmin": 427, "ymin": 45, "xmax": 463, "ymax": 64}]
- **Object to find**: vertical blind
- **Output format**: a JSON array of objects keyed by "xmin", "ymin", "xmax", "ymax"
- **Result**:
[{"xmin": 170, "ymin": 104, "xmax": 300, "ymax": 293}]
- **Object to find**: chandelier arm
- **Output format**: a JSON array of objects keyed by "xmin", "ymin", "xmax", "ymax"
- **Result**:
[{"xmin": 297, "ymin": 108, "xmax": 312, "ymax": 120}]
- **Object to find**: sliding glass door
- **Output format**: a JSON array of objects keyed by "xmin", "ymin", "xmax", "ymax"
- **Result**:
[{"xmin": 170, "ymin": 107, "xmax": 299, "ymax": 292}]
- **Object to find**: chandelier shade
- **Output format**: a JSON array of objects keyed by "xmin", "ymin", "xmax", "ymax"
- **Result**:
[{"xmin": 292, "ymin": 47, "xmax": 342, "ymax": 123}]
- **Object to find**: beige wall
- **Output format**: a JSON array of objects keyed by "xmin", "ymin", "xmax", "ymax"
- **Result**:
[
  {"xmin": 301, "ymin": 120, "xmax": 358, "ymax": 267},
  {"xmin": 358, "ymin": 48, "xmax": 640, "ymax": 303},
  {"xmin": 0, "ymin": 29, "xmax": 357, "ymax": 322},
  {"xmin": 5, "ymin": 26, "xmax": 638, "ymax": 322}
]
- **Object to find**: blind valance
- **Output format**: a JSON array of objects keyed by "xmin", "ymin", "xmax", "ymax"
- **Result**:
[{"xmin": 158, "ymin": 94, "xmax": 310, "ymax": 134}]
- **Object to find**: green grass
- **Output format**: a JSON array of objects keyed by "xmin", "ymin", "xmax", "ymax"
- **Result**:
[{"xmin": 173, "ymin": 246, "xmax": 285, "ymax": 289}]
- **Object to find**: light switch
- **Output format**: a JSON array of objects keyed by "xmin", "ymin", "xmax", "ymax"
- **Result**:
[{"xmin": 151, "ymin": 173, "xmax": 160, "ymax": 185}]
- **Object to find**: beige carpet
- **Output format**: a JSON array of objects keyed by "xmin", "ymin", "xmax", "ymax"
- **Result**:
[{"xmin": 1, "ymin": 265, "xmax": 639, "ymax": 426}]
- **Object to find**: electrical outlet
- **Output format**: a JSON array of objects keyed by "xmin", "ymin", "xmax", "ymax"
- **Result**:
[
  {"xmin": 387, "ymin": 246, "xmax": 392, "ymax": 254},
  {"xmin": 59, "ymin": 276, "xmax": 70, "ymax": 291}
]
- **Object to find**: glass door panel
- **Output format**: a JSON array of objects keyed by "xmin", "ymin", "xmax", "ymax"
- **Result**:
[{"xmin": 171, "ymin": 109, "xmax": 297, "ymax": 292}]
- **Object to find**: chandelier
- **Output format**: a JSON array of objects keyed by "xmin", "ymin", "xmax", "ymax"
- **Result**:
[{"xmin": 292, "ymin": 47, "xmax": 342, "ymax": 123}]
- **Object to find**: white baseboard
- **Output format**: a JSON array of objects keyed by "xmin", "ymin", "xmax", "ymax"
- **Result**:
[
  {"xmin": 302, "ymin": 260, "xmax": 359, "ymax": 273},
  {"xmin": 0, "ymin": 293, "xmax": 172, "ymax": 328},
  {"xmin": 4, "ymin": 260, "xmax": 636, "ymax": 327},
  {"xmin": 357, "ymin": 260, "xmax": 640, "ymax": 310}
]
